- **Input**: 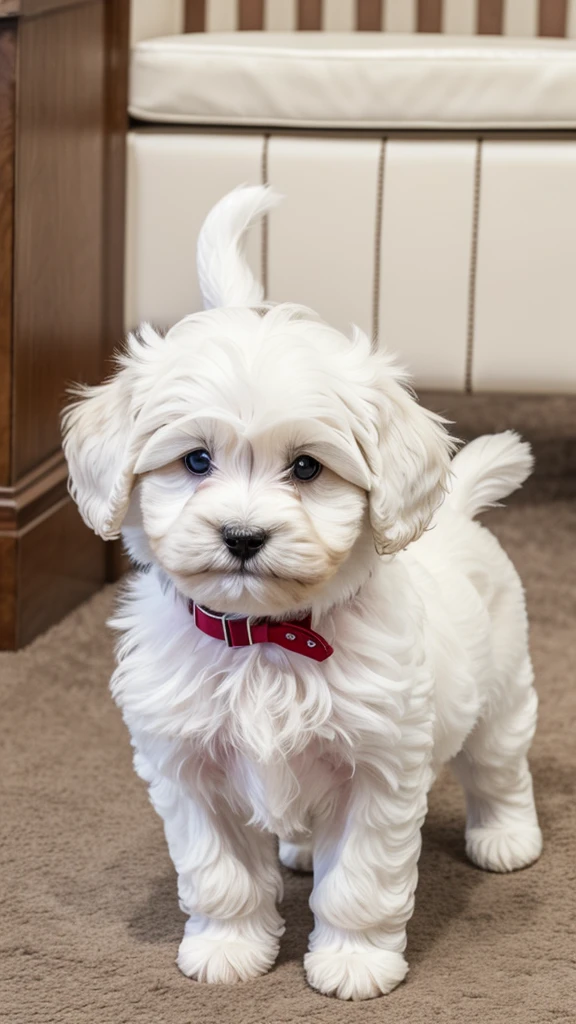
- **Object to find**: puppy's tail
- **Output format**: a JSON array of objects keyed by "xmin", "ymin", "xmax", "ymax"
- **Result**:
[
  {"xmin": 447, "ymin": 431, "xmax": 533, "ymax": 519},
  {"xmin": 196, "ymin": 185, "xmax": 283, "ymax": 310}
]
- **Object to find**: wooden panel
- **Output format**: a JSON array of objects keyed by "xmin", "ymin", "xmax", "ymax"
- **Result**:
[
  {"xmin": 103, "ymin": 0, "xmax": 129, "ymax": 368},
  {"xmin": 21, "ymin": 0, "xmax": 96, "ymax": 13},
  {"xmin": 417, "ymin": 0, "xmax": 442, "ymax": 31},
  {"xmin": 0, "ymin": 495, "xmax": 106, "ymax": 650},
  {"xmin": 0, "ymin": 531, "xmax": 17, "ymax": 648},
  {"xmin": 0, "ymin": 450, "xmax": 68, "ymax": 531},
  {"xmin": 12, "ymin": 3, "xmax": 105, "ymax": 479},
  {"xmin": 0, "ymin": 0, "xmax": 96, "ymax": 15},
  {"xmin": 539, "ymin": 0, "xmax": 568, "ymax": 35},
  {"xmin": 0, "ymin": 23, "xmax": 15, "ymax": 487},
  {"xmin": 357, "ymin": 0, "xmax": 382, "ymax": 29},
  {"xmin": 477, "ymin": 0, "xmax": 503, "ymax": 33},
  {"xmin": 298, "ymin": 0, "xmax": 322, "ymax": 28},
  {"xmin": 239, "ymin": 0, "xmax": 264, "ymax": 28},
  {"xmin": 184, "ymin": 0, "xmax": 206, "ymax": 29},
  {"xmin": 17, "ymin": 498, "xmax": 105, "ymax": 648}
]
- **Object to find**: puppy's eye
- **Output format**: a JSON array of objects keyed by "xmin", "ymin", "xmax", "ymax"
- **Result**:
[
  {"xmin": 292, "ymin": 455, "xmax": 322, "ymax": 481},
  {"xmin": 183, "ymin": 449, "xmax": 212, "ymax": 475}
]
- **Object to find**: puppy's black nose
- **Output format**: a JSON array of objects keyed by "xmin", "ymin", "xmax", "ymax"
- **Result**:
[{"xmin": 222, "ymin": 526, "xmax": 267, "ymax": 561}]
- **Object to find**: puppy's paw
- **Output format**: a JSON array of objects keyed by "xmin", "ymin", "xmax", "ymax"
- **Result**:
[
  {"xmin": 304, "ymin": 948, "xmax": 407, "ymax": 1001},
  {"xmin": 279, "ymin": 838, "xmax": 313, "ymax": 873},
  {"xmin": 178, "ymin": 927, "xmax": 279, "ymax": 983},
  {"xmin": 466, "ymin": 824, "xmax": 542, "ymax": 873}
]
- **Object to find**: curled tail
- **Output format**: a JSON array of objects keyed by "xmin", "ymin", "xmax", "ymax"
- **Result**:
[
  {"xmin": 196, "ymin": 185, "xmax": 282, "ymax": 310},
  {"xmin": 447, "ymin": 431, "xmax": 533, "ymax": 519}
]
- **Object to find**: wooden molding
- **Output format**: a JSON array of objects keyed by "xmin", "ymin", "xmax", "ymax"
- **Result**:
[
  {"xmin": 0, "ymin": 0, "xmax": 130, "ymax": 648},
  {"xmin": 0, "ymin": 450, "xmax": 69, "ymax": 532},
  {"xmin": 0, "ymin": 24, "xmax": 15, "ymax": 485},
  {"xmin": 0, "ymin": 0, "xmax": 97, "ymax": 17},
  {"xmin": 0, "ymin": 497, "xmax": 106, "ymax": 649}
]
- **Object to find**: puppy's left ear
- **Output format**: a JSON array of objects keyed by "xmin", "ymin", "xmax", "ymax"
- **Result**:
[
  {"xmin": 62, "ymin": 325, "xmax": 162, "ymax": 539},
  {"xmin": 366, "ymin": 374, "xmax": 454, "ymax": 555},
  {"xmin": 62, "ymin": 367, "xmax": 138, "ymax": 540}
]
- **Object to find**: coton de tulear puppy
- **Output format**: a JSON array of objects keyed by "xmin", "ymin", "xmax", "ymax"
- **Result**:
[{"xmin": 62, "ymin": 187, "xmax": 542, "ymax": 1001}]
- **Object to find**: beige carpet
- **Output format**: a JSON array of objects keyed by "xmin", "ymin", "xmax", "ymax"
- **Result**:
[{"xmin": 1, "ymin": 498, "xmax": 575, "ymax": 1024}]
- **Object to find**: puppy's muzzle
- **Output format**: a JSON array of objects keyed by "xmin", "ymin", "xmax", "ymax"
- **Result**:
[{"xmin": 221, "ymin": 526, "xmax": 268, "ymax": 562}]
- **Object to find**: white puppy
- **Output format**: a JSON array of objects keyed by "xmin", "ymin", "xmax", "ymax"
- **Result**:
[{"xmin": 63, "ymin": 187, "xmax": 541, "ymax": 1001}]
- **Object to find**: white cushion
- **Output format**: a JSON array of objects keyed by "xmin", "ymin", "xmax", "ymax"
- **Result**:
[{"xmin": 129, "ymin": 31, "xmax": 576, "ymax": 130}]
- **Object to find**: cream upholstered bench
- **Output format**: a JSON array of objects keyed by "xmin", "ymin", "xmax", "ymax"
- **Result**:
[{"xmin": 125, "ymin": 1, "xmax": 576, "ymax": 395}]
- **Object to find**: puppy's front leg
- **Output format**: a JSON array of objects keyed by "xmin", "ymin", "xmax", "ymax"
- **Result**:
[
  {"xmin": 305, "ymin": 765, "xmax": 429, "ymax": 1001},
  {"xmin": 139, "ymin": 755, "xmax": 284, "ymax": 983}
]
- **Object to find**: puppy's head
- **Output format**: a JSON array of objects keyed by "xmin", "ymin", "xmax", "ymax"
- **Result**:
[{"xmin": 63, "ymin": 188, "xmax": 453, "ymax": 617}]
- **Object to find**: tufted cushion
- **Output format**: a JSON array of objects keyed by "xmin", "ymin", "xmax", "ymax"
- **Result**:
[{"xmin": 130, "ymin": 31, "xmax": 576, "ymax": 130}]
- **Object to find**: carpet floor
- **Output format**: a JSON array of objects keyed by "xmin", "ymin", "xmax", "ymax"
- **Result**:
[{"xmin": 1, "ymin": 498, "xmax": 575, "ymax": 1024}]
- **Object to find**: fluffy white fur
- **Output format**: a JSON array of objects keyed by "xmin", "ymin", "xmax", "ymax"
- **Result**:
[{"xmin": 62, "ymin": 185, "xmax": 541, "ymax": 1001}]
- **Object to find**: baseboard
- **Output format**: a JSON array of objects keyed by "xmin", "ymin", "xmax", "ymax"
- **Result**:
[{"xmin": 0, "ymin": 453, "xmax": 107, "ymax": 649}]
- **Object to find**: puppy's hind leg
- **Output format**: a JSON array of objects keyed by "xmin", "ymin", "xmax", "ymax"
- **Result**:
[{"xmin": 452, "ymin": 656, "xmax": 542, "ymax": 873}]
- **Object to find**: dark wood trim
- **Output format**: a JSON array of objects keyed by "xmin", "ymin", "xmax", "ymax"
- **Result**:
[
  {"xmin": 0, "ymin": 534, "xmax": 17, "ymax": 648},
  {"xmin": 0, "ymin": 451, "xmax": 68, "ymax": 530},
  {"xmin": 103, "ymin": 0, "xmax": 129, "ymax": 368},
  {"xmin": 0, "ymin": 496, "xmax": 106, "ymax": 648},
  {"xmin": 103, "ymin": 0, "xmax": 129, "ymax": 581},
  {"xmin": 0, "ymin": 0, "xmax": 96, "ymax": 16},
  {"xmin": 417, "ymin": 0, "xmax": 442, "ymax": 32},
  {"xmin": 477, "ymin": 0, "xmax": 504, "ymax": 34},
  {"xmin": 184, "ymin": 0, "xmax": 205, "ymax": 32},
  {"xmin": 298, "ymin": 0, "xmax": 322, "ymax": 30},
  {"xmin": 0, "ymin": 23, "xmax": 15, "ymax": 486},
  {"xmin": 12, "ymin": 3, "xmax": 106, "ymax": 479},
  {"xmin": 0, "ymin": 0, "xmax": 129, "ymax": 647},
  {"xmin": 539, "ymin": 0, "xmax": 568, "ymax": 36},
  {"xmin": 357, "ymin": 0, "xmax": 382, "ymax": 30},
  {"xmin": 239, "ymin": 0, "xmax": 264, "ymax": 30}
]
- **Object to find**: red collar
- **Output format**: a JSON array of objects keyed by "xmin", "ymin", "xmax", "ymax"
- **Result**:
[{"xmin": 188, "ymin": 601, "xmax": 334, "ymax": 662}]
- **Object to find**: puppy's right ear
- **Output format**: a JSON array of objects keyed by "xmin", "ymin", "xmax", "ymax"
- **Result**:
[{"xmin": 62, "ymin": 366, "xmax": 138, "ymax": 541}]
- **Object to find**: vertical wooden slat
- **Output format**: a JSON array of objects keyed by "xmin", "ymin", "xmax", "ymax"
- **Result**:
[
  {"xmin": 0, "ymin": 24, "xmax": 16, "ymax": 486},
  {"xmin": 477, "ymin": 0, "xmax": 503, "ymax": 33},
  {"xmin": 357, "ymin": 0, "xmax": 383, "ymax": 29},
  {"xmin": 185, "ymin": 0, "xmax": 206, "ymax": 31},
  {"xmin": 103, "ymin": 0, "xmax": 130, "ymax": 583},
  {"xmin": 539, "ymin": 0, "xmax": 568, "ymax": 35},
  {"xmin": 298, "ymin": 0, "xmax": 322, "ymax": 28},
  {"xmin": 417, "ymin": 0, "xmax": 442, "ymax": 32},
  {"xmin": 239, "ymin": 0, "xmax": 264, "ymax": 28}
]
